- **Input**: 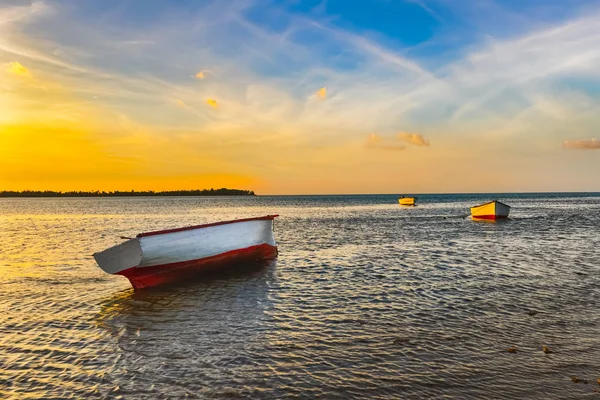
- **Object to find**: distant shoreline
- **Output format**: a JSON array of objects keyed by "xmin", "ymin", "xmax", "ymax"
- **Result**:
[
  {"xmin": 0, "ymin": 189, "xmax": 256, "ymax": 198},
  {"xmin": 1, "ymin": 190, "xmax": 598, "ymax": 198}
]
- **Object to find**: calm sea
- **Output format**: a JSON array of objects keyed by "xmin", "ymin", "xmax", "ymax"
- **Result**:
[{"xmin": 1, "ymin": 193, "xmax": 599, "ymax": 399}]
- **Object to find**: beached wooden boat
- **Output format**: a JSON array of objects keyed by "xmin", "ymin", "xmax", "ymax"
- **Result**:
[
  {"xmin": 93, "ymin": 215, "xmax": 279, "ymax": 289},
  {"xmin": 470, "ymin": 200, "xmax": 510, "ymax": 220},
  {"xmin": 399, "ymin": 196, "xmax": 416, "ymax": 206}
]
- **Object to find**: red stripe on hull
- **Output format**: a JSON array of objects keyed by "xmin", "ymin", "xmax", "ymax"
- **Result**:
[
  {"xmin": 137, "ymin": 215, "xmax": 279, "ymax": 238},
  {"xmin": 472, "ymin": 215, "xmax": 508, "ymax": 220},
  {"xmin": 117, "ymin": 244, "xmax": 278, "ymax": 289}
]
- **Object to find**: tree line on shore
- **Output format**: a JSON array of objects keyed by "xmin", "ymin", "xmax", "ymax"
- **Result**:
[{"xmin": 0, "ymin": 188, "xmax": 256, "ymax": 197}]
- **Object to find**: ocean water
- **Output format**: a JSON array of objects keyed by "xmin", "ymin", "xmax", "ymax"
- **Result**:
[{"xmin": 1, "ymin": 193, "xmax": 600, "ymax": 399}]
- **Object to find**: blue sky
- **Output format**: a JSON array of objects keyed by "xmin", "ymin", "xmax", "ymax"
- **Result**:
[{"xmin": 1, "ymin": 0, "xmax": 600, "ymax": 193}]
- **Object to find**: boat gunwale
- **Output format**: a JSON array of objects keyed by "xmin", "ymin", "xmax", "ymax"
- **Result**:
[
  {"xmin": 137, "ymin": 214, "xmax": 279, "ymax": 238},
  {"xmin": 470, "ymin": 200, "xmax": 511, "ymax": 209}
]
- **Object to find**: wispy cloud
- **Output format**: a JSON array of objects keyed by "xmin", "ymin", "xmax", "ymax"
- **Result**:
[
  {"xmin": 563, "ymin": 138, "xmax": 600, "ymax": 150},
  {"xmin": 5, "ymin": 0, "xmax": 599, "ymax": 137},
  {"xmin": 0, "ymin": 1, "xmax": 49, "ymax": 27},
  {"xmin": 365, "ymin": 133, "xmax": 406, "ymax": 151},
  {"xmin": 397, "ymin": 132, "xmax": 430, "ymax": 146},
  {"xmin": 175, "ymin": 99, "xmax": 189, "ymax": 109},
  {"xmin": 404, "ymin": 0, "xmax": 443, "ymax": 22}
]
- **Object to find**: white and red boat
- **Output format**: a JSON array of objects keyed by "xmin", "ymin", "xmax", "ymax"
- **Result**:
[
  {"xmin": 93, "ymin": 215, "xmax": 279, "ymax": 289},
  {"xmin": 470, "ymin": 200, "xmax": 510, "ymax": 220}
]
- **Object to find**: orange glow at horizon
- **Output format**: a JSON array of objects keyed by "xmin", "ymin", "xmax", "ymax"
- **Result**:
[{"xmin": 0, "ymin": 124, "xmax": 259, "ymax": 192}]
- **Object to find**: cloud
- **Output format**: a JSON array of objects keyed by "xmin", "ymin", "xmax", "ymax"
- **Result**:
[
  {"xmin": 195, "ymin": 69, "xmax": 210, "ymax": 79},
  {"xmin": 5, "ymin": 61, "xmax": 30, "ymax": 77},
  {"xmin": 0, "ymin": 1, "xmax": 50, "ymax": 27},
  {"xmin": 365, "ymin": 131, "xmax": 429, "ymax": 150},
  {"xmin": 4, "ymin": 0, "xmax": 599, "ymax": 139},
  {"xmin": 206, "ymin": 98, "xmax": 218, "ymax": 109},
  {"xmin": 316, "ymin": 87, "xmax": 327, "ymax": 99},
  {"xmin": 365, "ymin": 133, "xmax": 406, "ymax": 151},
  {"xmin": 397, "ymin": 132, "xmax": 429, "ymax": 146},
  {"xmin": 175, "ymin": 99, "xmax": 188, "ymax": 109},
  {"xmin": 404, "ymin": 0, "xmax": 443, "ymax": 22},
  {"xmin": 563, "ymin": 138, "xmax": 600, "ymax": 150}
]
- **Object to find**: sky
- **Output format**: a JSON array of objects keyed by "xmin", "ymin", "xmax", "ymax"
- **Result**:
[{"xmin": 1, "ymin": 0, "xmax": 599, "ymax": 194}]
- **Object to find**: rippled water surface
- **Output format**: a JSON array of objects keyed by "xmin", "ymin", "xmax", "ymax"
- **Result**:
[{"xmin": 1, "ymin": 193, "xmax": 600, "ymax": 399}]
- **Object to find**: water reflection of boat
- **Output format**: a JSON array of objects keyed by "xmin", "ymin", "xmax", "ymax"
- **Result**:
[
  {"xmin": 470, "ymin": 200, "xmax": 510, "ymax": 220},
  {"xmin": 94, "ymin": 260, "xmax": 276, "ymax": 374},
  {"xmin": 93, "ymin": 215, "xmax": 279, "ymax": 289},
  {"xmin": 398, "ymin": 196, "xmax": 416, "ymax": 206},
  {"xmin": 96, "ymin": 259, "xmax": 276, "ymax": 325}
]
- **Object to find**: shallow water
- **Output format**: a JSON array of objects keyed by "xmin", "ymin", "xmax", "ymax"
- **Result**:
[{"xmin": 1, "ymin": 193, "xmax": 600, "ymax": 399}]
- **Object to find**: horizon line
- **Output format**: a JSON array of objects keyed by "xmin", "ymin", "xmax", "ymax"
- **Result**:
[{"xmin": 1, "ymin": 190, "xmax": 600, "ymax": 197}]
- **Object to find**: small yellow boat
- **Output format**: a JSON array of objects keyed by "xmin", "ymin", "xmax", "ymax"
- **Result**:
[
  {"xmin": 398, "ymin": 196, "xmax": 416, "ymax": 206},
  {"xmin": 470, "ymin": 200, "xmax": 510, "ymax": 220}
]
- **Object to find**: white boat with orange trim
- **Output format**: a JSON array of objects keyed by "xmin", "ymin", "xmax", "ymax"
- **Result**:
[
  {"xmin": 398, "ymin": 196, "xmax": 416, "ymax": 206},
  {"xmin": 470, "ymin": 200, "xmax": 510, "ymax": 220},
  {"xmin": 93, "ymin": 215, "xmax": 279, "ymax": 289}
]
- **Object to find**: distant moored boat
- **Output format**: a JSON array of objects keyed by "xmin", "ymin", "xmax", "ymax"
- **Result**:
[
  {"xmin": 470, "ymin": 200, "xmax": 510, "ymax": 220},
  {"xmin": 399, "ymin": 196, "xmax": 416, "ymax": 206},
  {"xmin": 93, "ymin": 215, "xmax": 279, "ymax": 289}
]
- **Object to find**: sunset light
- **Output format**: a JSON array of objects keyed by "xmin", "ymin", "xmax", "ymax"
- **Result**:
[{"xmin": 1, "ymin": 0, "xmax": 599, "ymax": 193}]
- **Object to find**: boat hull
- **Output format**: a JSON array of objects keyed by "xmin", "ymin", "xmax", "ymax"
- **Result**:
[
  {"xmin": 117, "ymin": 243, "xmax": 277, "ymax": 289},
  {"xmin": 399, "ymin": 197, "xmax": 416, "ymax": 206},
  {"xmin": 470, "ymin": 201, "xmax": 510, "ymax": 220},
  {"xmin": 93, "ymin": 215, "xmax": 278, "ymax": 289}
]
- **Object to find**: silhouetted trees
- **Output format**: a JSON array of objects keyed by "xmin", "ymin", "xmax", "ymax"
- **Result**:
[{"xmin": 0, "ymin": 189, "xmax": 256, "ymax": 197}]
